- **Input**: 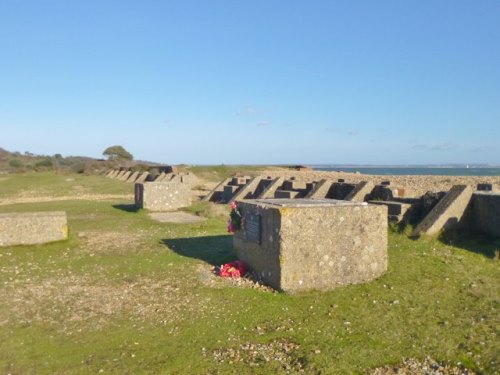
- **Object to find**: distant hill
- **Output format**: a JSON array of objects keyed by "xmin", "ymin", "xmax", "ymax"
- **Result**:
[{"xmin": 0, "ymin": 147, "xmax": 159, "ymax": 174}]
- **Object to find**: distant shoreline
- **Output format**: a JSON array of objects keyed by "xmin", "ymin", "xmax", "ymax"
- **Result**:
[{"xmin": 310, "ymin": 166, "xmax": 500, "ymax": 177}]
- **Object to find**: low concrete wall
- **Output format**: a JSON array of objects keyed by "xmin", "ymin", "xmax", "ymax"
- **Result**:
[
  {"xmin": 0, "ymin": 211, "xmax": 68, "ymax": 246},
  {"xmin": 466, "ymin": 192, "xmax": 500, "ymax": 237},
  {"xmin": 135, "ymin": 181, "xmax": 191, "ymax": 211},
  {"xmin": 234, "ymin": 199, "xmax": 387, "ymax": 293}
]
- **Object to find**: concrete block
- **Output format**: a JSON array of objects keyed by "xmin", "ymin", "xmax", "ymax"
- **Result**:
[
  {"xmin": 119, "ymin": 171, "xmax": 132, "ymax": 181},
  {"xmin": 412, "ymin": 185, "xmax": 474, "ymax": 237},
  {"xmin": 135, "ymin": 182, "xmax": 192, "ymax": 211},
  {"xmin": 155, "ymin": 172, "xmax": 167, "ymax": 182},
  {"xmin": 326, "ymin": 183, "xmax": 356, "ymax": 200},
  {"xmin": 232, "ymin": 177, "xmax": 263, "ymax": 201},
  {"xmin": 126, "ymin": 171, "xmax": 140, "ymax": 183},
  {"xmin": 283, "ymin": 180, "xmax": 307, "ymax": 190},
  {"xmin": 0, "ymin": 212, "xmax": 68, "ymax": 246},
  {"xmin": 258, "ymin": 177, "xmax": 284, "ymax": 199},
  {"xmin": 477, "ymin": 183, "xmax": 493, "ymax": 192},
  {"xmin": 202, "ymin": 178, "xmax": 232, "ymax": 202},
  {"xmin": 305, "ymin": 179, "xmax": 334, "ymax": 199},
  {"xmin": 231, "ymin": 176, "xmax": 250, "ymax": 186},
  {"xmin": 345, "ymin": 181, "xmax": 374, "ymax": 202},
  {"xmin": 135, "ymin": 172, "xmax": 149, "ymax": 183},
  {"xmin": 222, "ymin": 185, "xmax": 241, "ymax": 203},
  {"xmin": 233, "ymin": 199, "xmax": 388, "ymax": 293},
  {"xmin": 115, "ymin": 171, "xmax": 126, "ymax": 180}
]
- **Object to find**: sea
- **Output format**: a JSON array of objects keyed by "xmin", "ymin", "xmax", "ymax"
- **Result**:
[{"xmin": 309, "ymin": 166, "xmax": 500, "ymax": 176}]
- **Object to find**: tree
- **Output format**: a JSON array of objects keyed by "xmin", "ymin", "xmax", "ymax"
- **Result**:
[{"xmin": 102, "ymin": 145, "xmax": 133, "ymax": 161}]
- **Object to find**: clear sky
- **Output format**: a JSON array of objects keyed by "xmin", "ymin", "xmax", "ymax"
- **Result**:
[{"xmin": 1, "ymin": 1, "xmax": 499, "ymax": 165}]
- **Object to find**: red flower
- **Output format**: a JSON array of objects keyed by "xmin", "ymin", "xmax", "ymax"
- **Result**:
[{"xmin": 218, "ymin": 261, "xmax": 248, "ymax": 278}]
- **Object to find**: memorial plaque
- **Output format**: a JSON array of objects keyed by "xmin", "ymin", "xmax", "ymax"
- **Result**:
[{"xmin": 244, "ymin": 213, "xmax": 261, "ymax": 244}]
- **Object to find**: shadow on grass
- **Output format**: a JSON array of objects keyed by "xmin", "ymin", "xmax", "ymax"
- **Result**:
[
  {"xmin": 113, "ymin": 204, "xmax": 140, "ymax": 213},
  {"xmin": 439, "ymin": 230, "xmax": 500, "ymax": 259},
  {"xmin": 162, "ymin": 235, "xmax": 236, "ymax": 265}
]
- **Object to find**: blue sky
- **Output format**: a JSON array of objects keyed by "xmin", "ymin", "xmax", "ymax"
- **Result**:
[{"xmin": 1, "ymin": 0, "xmax": 499, "ymax": 165}]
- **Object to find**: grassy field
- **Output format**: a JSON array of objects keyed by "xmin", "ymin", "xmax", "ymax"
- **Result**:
[{"xmin": 0, "ymin": 172, "xmax": 498, "ymax": 374}]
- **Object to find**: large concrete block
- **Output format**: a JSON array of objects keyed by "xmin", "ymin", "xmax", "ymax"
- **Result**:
[
  {"xmin": 412, "ymin": 185, "xmax": 473, "ymax": 237},
  {"xmin": 345, "ymin": 181, "xmax": 374, "ymax": 202},
  {"xmin": 258, "ymin": 177, "xmax": 284, "ymax": 199},
  {"xmin": 135, "ymin": 181, "xmax": 192, "ymax": 211},
  {"xmin": 466, "ymin": 192, "xmax": 500, "ymax": 237},
  {"xmin": 305, "ymin": 179, "xmax": 334, "ymax": 199},
  {"xmin": 232, "ymin": 177, "xmax": 263, "ymax": 201},
  {"xmin": 0, "ymin": 212, "xmax": 68, "ymax": 246},
  {"xmin": 233, "ymin": 199, "xmax": 388, "ymax": 293}
]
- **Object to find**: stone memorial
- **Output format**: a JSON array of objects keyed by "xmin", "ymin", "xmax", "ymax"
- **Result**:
[{"xmin": 233, "ymin": 198, "xmax": 388, "ymax": 293}]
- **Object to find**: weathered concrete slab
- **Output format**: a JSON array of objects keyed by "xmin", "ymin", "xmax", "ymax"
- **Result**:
[
  {"xmin": 305, "ymin": 179, "xmax": 333, "ymax": 199},
  {"xmin": 136, "ymin": 172, "xmax": 149, "ymax": 183},
  {"xmin": 154, "ymin": 172, "xmax": 167, "ymax": 182},
  {"xmin": 232, "ymin": 177, "xmax": 263, "ymax": 201},
  {"xmin": 126, "ymin": 171, "xmax": 140, "ymax": 183},
  {"xmin": 119, "ymin": 171, "xmax": 132, "ymax": 181},
  {"xmin": 115, "ymin": 170, "xmax": 126, "ymax": 180},
  {"xmin": 202, "ymin": 178, "xmax": 232, "ymax": 202},
  {"xmin": 258, "ymin": 177, "xmax": 284, "ymax": 199},
  {"xmin": 233, "ymin": 199, "xmax": 387, "ymax": 293},
  {"xmin": 412, "ymin": 185, "xmax": 474, "ymax": 237},
  {"xmin": 345, "ymin": 181, "xmax": 374, "ymax": 202},
  {"xmin": 0, "ymin": 211, "xmax": 68, "ymax": 246},
  {"xmin": 135, "ymin": 181, "xmax": 192, "ymax": 211}
]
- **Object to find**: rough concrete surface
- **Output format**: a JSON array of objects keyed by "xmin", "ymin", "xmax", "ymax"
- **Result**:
[
  {"xmin": 233, "ymin": 199, "xmax": 388, "ymax": 293},
  {"xmin": 0, "ymin": 211, "xmax": 68, "ymax": 246}
]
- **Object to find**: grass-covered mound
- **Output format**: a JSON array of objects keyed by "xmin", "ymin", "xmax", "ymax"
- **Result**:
[{"xmin": 0, "ymin": 172, "xmax": 498, "ymax": 374}]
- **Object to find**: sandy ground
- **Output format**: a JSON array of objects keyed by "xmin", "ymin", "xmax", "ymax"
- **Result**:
[{"xmin": 259, "ymin": 169, "xmax": 500, "ymax": 198}]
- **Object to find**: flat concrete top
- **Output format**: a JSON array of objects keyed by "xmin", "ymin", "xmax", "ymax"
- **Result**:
[{"xmin": 253, "ymin": 198, "xmax": 368, "ymax": 208}]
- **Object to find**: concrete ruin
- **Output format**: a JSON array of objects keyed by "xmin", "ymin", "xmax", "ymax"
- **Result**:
[
  {"xmin": 233, "ymin": 199, "xmax": 388, "ymax": 293},
  {"xmin": 135, "ymin": 179, "xmax": 192, "ymax": 211},
  {"xmin": 208, "ymin": 175, "xmax": 499, "ymax": 239},
  {"xmin": 412, "ymin": 185, "xmax": 474, "ymax": 237},
  {"xmin": 0, "ymin": 211, "xmax": 68, "ymax": 246}
]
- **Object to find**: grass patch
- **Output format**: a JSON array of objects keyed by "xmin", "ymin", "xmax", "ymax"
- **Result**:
[
  {"xmin": 179, "ymin": 165, "xmax": 284, "ymax": 182},
  {"xmin": 0, "ymin": 173, "xmax": 498, "ymax": 374}
]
